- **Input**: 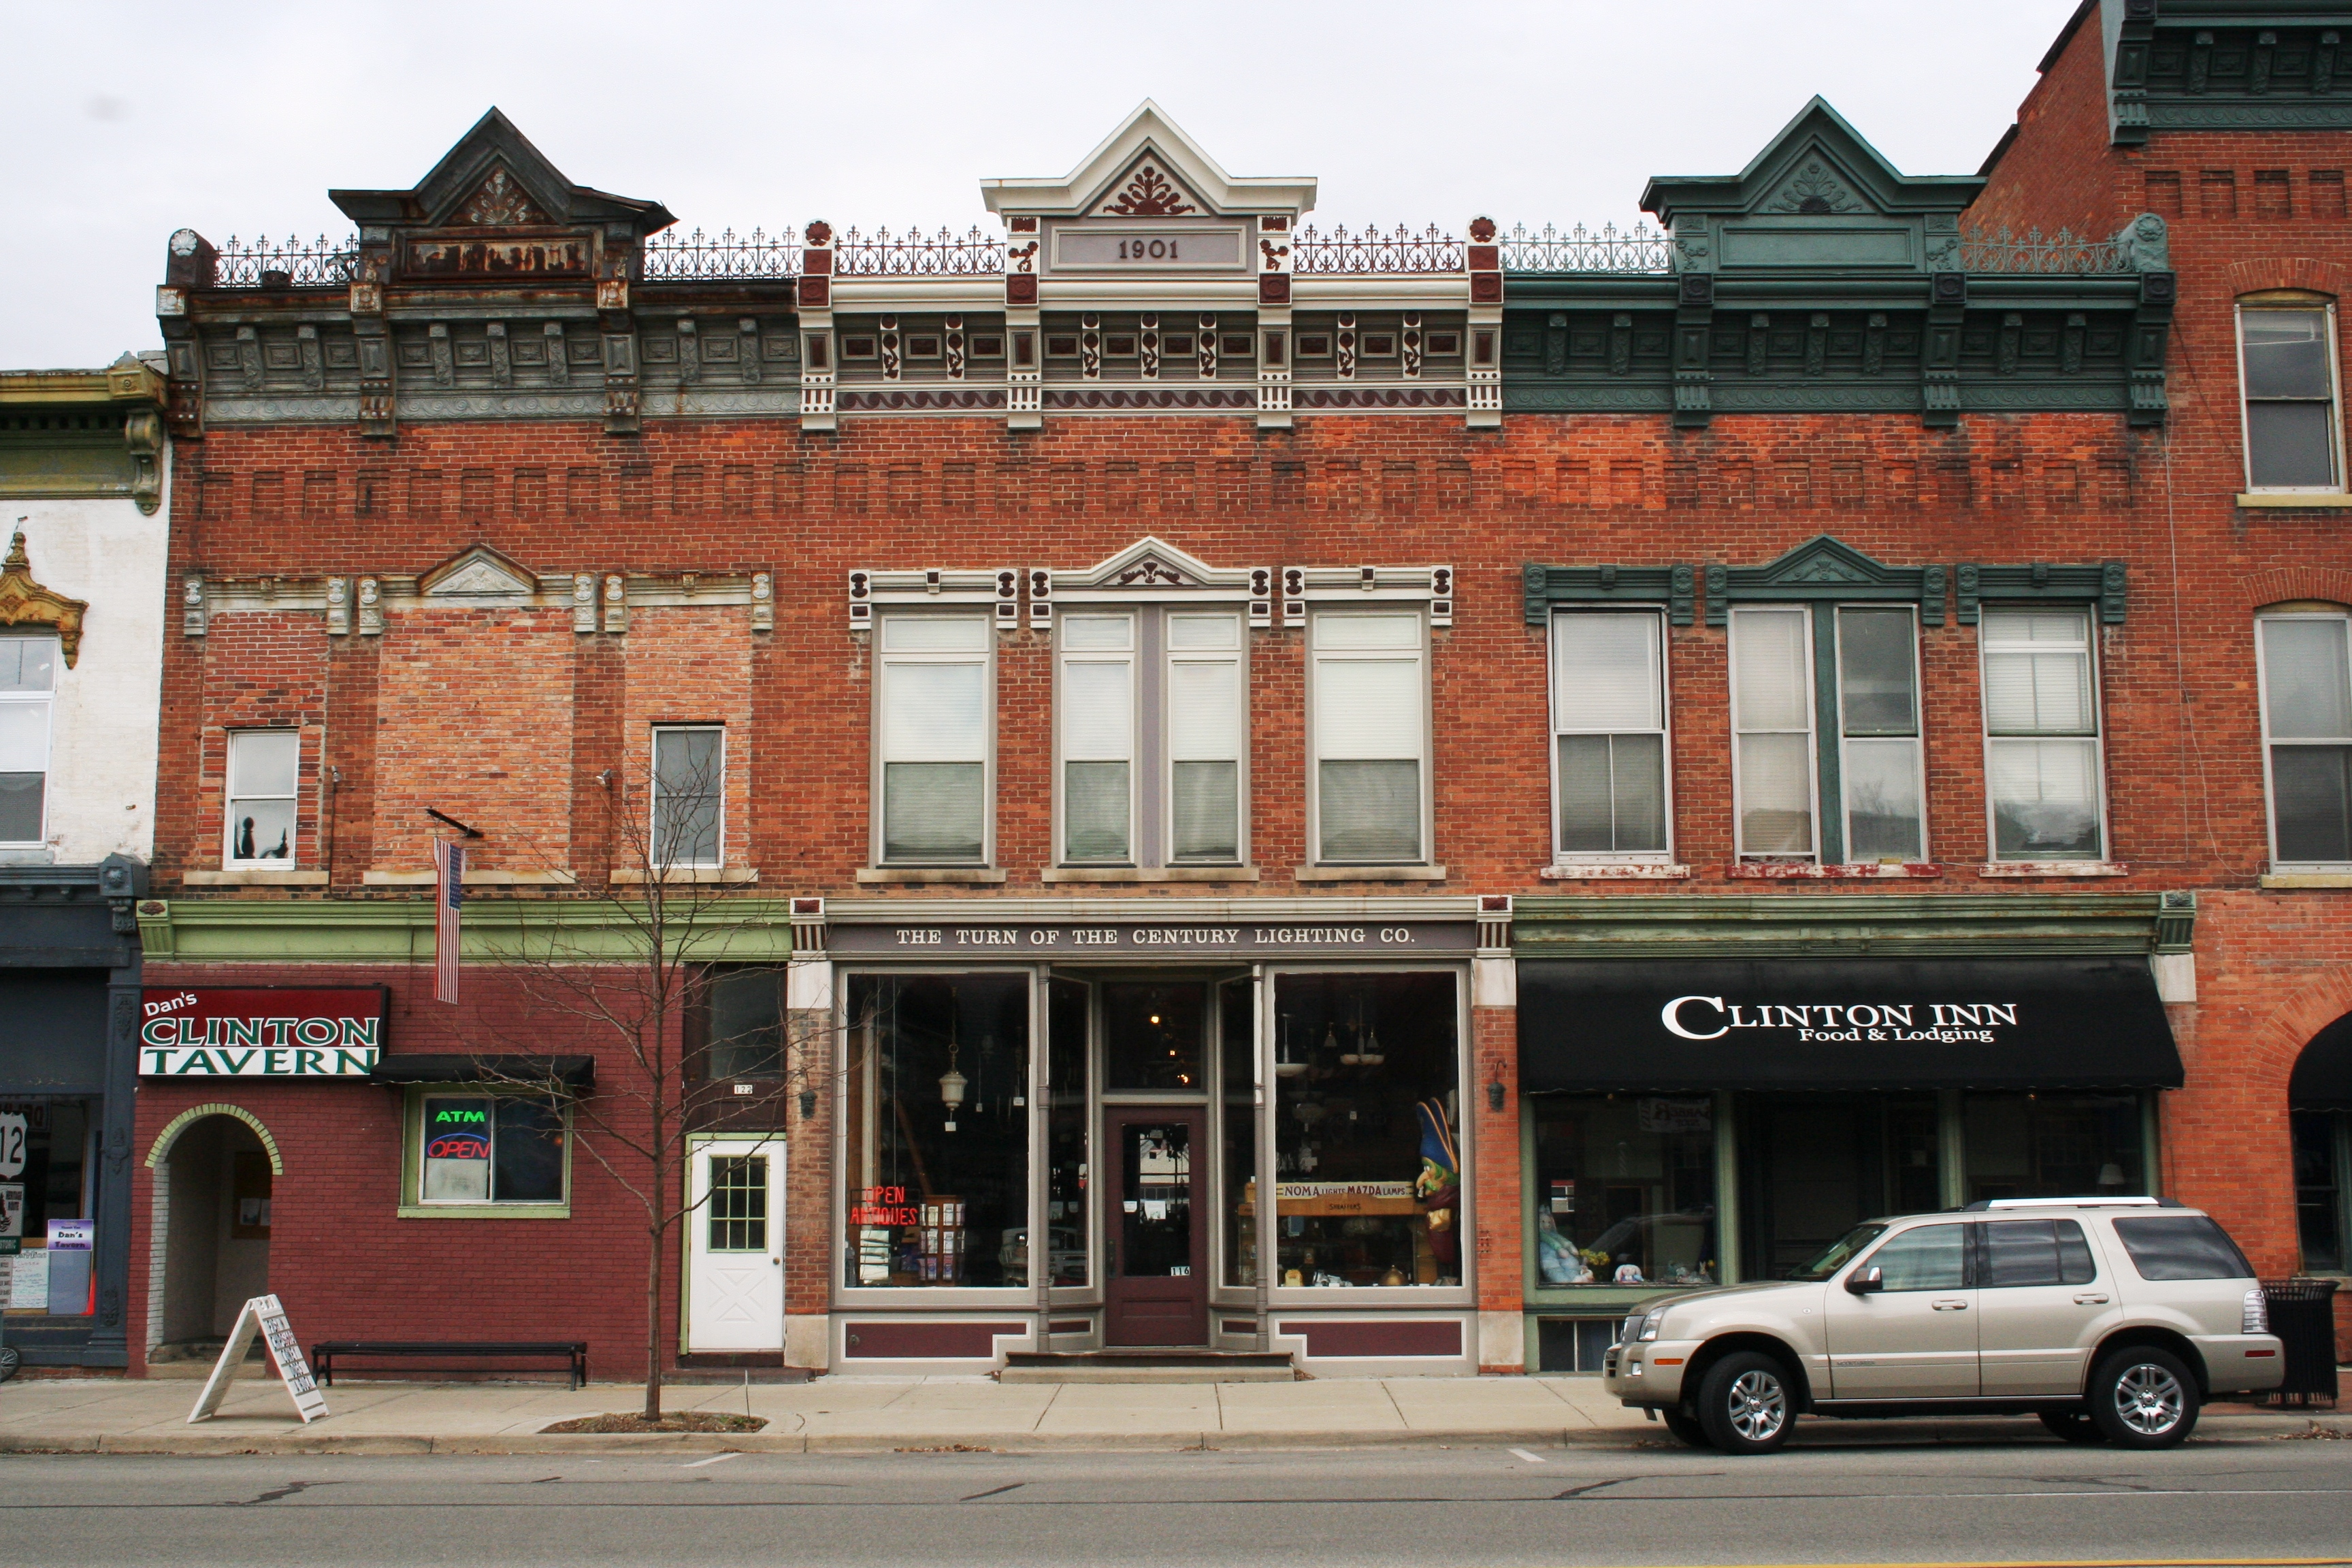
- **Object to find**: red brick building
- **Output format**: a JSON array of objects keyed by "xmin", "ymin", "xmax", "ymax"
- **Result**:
[{"xmin": 127, "ymin": 4, "xmax": 2352, "ymax": 1382}]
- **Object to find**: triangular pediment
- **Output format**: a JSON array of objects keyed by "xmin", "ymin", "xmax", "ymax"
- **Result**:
[
  {"xmin": 1765, "ymin": 536, "xmax": 1890, "ymax": 587},
  {"xmin": 1640, "ymin": 97, "xmax": 1983, "ymax": 225},
  {"xmin": 981, "ymin": 101, "xmax": 1316, "ymax": 220},
  {"xmin": 1075, "ymin": 536, "xmax": 1224, "ymax": 589},
  {"xmin": 419, "ymin": 544, "xmax": 539, "ymax": 599},
  {"xmin": 1710, "ymin": 535, "xmax": 1946, "ymax": 627},
  {"xmin": 331, "ymin": 108, "xmax": 675, "ymax": 236}
]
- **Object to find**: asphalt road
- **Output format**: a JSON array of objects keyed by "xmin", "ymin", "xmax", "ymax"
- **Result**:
[{"xmin": 3, "ymin": 1431, "xmax": 2349, "ymax": 1568}]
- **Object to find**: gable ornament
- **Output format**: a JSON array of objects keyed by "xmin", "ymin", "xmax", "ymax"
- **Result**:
[
  {"xmin": 1102, "ymin": 162, "xmax": 1197, "ymax": 218},
  {"xmin": 0, "ymin": 532, "xmax": 88, "ymax": 666}
]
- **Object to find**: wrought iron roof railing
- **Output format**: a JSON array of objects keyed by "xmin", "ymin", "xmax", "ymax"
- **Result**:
[
  {"xmin": 835, "ymin": 225, "xmax": 1006, "ymax": 276},
  {"xmin": 1499, "ymin": 221, "xmax": 1675, "ymax": 274},
  {"xmin": 1958, "ymin": 225, "xmax": 2131, "ymax": 275},
  {"xmin": 641, "ymin": 227, "xmax": 800, "ymax": 280},
  {"xmin": 1292, "ymin": 223, "xmax": 1465, "ymax": 274},
  {"xmin": 212, "ymin": 235, "xmax": 361, "ymax": 288}
]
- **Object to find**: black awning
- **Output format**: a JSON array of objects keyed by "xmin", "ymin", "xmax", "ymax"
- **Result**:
[
  {"xmin": 2291, "ymin": 1015, "xmax": 2352, "ymax": 1110},
  {"xmin": 369, "ymin": 1054, "xmax": 595, "ymax": 1088},
  {"xmin": 1519, "ymin": 956, "xmax": 2181, "ymax": 1094}
]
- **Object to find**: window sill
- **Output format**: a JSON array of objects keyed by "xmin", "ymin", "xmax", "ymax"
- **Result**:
[
  {"xmin": 362, "ymin": 869, "xmax": 579, "ymax": 887},
  {"xmin": 182, "ymin": 869, "xmax": 329, "ymax": 887},
  {"xmin": 1291, "ymin": 864, "xmax": 1448, "ymax": 883},
  {"xmin": 2259, "ymin": 870, "xmax": 2352, "ymax": 889},
  {"xmin": 1541, "ymin": 862, "xmax": 1692, "ymax": 881},
  {"xmin": 1978, "ymin": 860, "xmax": 2131, "ymax": 879},
  {"xmin": 855, "ymin": 867, "xmax": 1009, "ymax": 885},
  {"xmin": 1728, "ymin": 861, "xmax": 1942, "ymax": 880},
  {"xmin": 2238, "ymin": 491, "xmax": 2352, "ymax": 508},
  {"xmin": 395, "ymin": 1204, "xmax": 571, "ymax": 1220},
  {"xmin": 608, "ymin": 866, "xmax": 759, "ymax": 885},
  {"xmin": 1041, "ymin": 866, "xmax": 1262, "ymax": 883}
]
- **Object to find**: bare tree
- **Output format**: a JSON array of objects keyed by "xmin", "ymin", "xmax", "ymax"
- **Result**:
[{"xmin": 443, "ymin": 737, "xmax": 853, "ymax": 1420}]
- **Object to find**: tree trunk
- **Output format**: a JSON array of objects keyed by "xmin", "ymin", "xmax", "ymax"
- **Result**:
[{"xmin": 644, "ymin": 1065, "xmax": 666, "ymax": 1422}]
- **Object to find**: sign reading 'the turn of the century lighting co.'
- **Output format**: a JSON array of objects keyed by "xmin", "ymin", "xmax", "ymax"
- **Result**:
[
  {"xmin": 826, "ymin": 921, "xmax": 1477, "ymax": 960},
  {"xmin": 138, "ymin": 987, "xmax": 389, "ymax": 1077}
]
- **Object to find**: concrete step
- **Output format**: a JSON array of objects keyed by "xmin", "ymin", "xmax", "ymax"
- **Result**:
[{"xmin": 999, "ymin": 1350, "xmax": 1298, "ymax": 1384}]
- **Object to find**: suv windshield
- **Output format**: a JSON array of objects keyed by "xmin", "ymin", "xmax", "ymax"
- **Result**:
[{"xmin": 1788, "ymin": 1222, "xmax": 1887, "ymax": 1281}]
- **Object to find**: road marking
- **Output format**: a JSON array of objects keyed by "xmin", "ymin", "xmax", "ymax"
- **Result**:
[
  {"xmin": 681, "ymin": 1452, "xmax": 743, "ymax": 1469},
  {"xmin": 1509, "ymin": 1448, "xmax": 1546, "ymax": 1464}
]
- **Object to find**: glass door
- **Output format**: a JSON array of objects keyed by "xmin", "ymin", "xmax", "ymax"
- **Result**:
[{"xmin": 1102, "ymin": 1109, "xmax": 1206, "ymax": 1345}]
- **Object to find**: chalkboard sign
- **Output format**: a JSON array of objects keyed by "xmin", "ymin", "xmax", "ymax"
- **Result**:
[{"xmin": 189, "ymin": 1293, "xmax": 327, "ymax": 1425}]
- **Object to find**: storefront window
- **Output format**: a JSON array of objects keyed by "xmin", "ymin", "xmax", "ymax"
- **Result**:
[
  {"xmin": 1531, "ymin": 1095, "xmax": 1717, "ymax": 1288},
  {"xmin": 2293, "ymin": 1110, "xmax": 2347, "ymax": 1273},
  {"xmin": 1271, "ymin": 972, "xmax": 1460, "ymax": 1288},
  {"xmin": 1740, "ymin": 1095, "xmax": 1939, "ymax": 1278},
  {"xmin": 0, "ymin": 1097, "xmax": 92, "ymax": 1316},
  {"xmin": 1220, "ymin": 979, "xmax": 1257, "ymax": 1288},
  {"xmin": 1962, "ymin": 1092, "xmax": 2144, "ymax": 1202},
  {"xmin": 1046, "ymin": 978, "xmax": 1089, "ymax": 1287},
  {"xmin": 843, "ymin": 973, "xmax": 1030, "ymax": 1289}
]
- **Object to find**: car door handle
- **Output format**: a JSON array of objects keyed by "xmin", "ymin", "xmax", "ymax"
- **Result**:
[
  {"xmin": 1931, "ymin": 1299, "xmax": 1969, "ymax": 1310},
  {"xmin": 2073, "ymin": 1292, "xmax": 2108, "ymax": 1304}
]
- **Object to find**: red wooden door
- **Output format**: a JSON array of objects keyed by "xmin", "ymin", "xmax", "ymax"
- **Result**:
[{"xmin": 1102, "ymin": 1109, "xmax": 1207, "ymax": 1347}]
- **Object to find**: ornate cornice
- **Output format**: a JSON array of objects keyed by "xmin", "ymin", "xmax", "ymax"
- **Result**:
[{"xmin": 0, "ymin": 531, "xmax": 88, "ymax": 665}]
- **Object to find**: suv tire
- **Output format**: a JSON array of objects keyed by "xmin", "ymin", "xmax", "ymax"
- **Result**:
[
  {"xmin": 2038, "ymin": 1409, "xmax": 2106, "ymax": 1445},
  {"xmin": 1695, "ymin": 1351, "xmax": 1795, "ymax": 1455},
  {"xmin": 2087, "ymin": 1347, "xmax": 2200, "ymax": 1449},
  {"xmin": 1662, "ymin": 1408, "xmax": 1712, "ymax": 1449}
]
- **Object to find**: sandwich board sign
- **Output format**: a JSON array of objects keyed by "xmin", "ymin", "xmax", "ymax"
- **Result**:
[{"xmin": 188, "ymin": 1293, "xmax": 328, "ymax": 1424}]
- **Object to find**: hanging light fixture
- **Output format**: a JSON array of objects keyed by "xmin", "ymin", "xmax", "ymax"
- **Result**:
[{"xmin": 939, "ymin": 1022, "xmax": 966, "ymax": 1132}]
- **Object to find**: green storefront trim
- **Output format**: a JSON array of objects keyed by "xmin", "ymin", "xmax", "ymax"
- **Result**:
[{"xmin": 136, "ymin": 896, "xmax": 800, "ymax": 965}]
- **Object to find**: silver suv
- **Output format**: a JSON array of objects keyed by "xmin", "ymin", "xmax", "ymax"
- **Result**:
[{"xmin": 1601, "ymin": 1198, "xmax": 2283, "ymax": 1454}]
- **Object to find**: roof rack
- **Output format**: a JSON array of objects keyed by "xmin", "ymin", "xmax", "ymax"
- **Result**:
[{"xmin": 1961, "ymin": 1196, "xmax": 2182, "ymax": 1211}]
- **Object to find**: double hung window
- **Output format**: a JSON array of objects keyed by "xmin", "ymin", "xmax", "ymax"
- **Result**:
[
  {"xmin": 2239, "ymin": 303, "xmax": 2343, "ymax": 492},
  {"xmin": 1981, "ymin": 610, "xmax": 2105, "ymax": 860},
  {"xmin": 224, "ymin": 729, "xmax": 298, "ymax": 864},
  {"xmin": 1311, "ymin": 612, "xmax": 1427, "ymax": 864},
  {"xmin": 0, "ymin": 636, "xmax": 56, "ymax": 845},
  {"xmin": 1550, "ymin": 611, "xmax": 1669, "ymax": 859},
  {"xmin": 651, "ymin": 725, "xmax": 723, "ymax": 867},
  {"xmin": 2258, "ymin": 611, "xmax": 2352, "ymax": 866},
  {"xmin": 875, "ymin": 615, "xmax": 992, "ymax": 864},
  {"xmin": 1056, "ymin": 609, "xmax": 1245, "ymax": 866},
  {"xmin": 1730, "ymin": 606, "xmax": 1922, "ymax": 862}
]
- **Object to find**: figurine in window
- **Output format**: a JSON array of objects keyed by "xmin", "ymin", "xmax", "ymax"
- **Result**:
[{"xmin": 1414, "ymin": 1098, "xmax": 1460, "ymax": 1275}]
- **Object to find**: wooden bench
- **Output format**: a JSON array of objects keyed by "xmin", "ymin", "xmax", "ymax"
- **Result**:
[{"xmin": 310, "ymin": 1340, "xmax": 588, "ymax": 1390}]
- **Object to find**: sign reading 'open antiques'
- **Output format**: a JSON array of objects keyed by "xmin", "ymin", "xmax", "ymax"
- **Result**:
[{"xmin": 137, "ymin": 987, "xmax": 389, "ymax": 1077}]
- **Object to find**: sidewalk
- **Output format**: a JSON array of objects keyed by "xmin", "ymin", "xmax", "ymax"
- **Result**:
[{"xmin": 1, "ymin": 1372, "xmax": 2345, "ymax": 1455}]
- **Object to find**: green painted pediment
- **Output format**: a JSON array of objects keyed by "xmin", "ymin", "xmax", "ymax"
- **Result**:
[{"xmin": 1705, "ymin": 535, "xmax": 1946, "ymax": 626}]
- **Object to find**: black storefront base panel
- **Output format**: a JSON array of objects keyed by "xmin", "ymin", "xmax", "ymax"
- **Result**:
[{"xmin": 1519, "ymin": 957, "xmax": 2183, "ymax": 1094}]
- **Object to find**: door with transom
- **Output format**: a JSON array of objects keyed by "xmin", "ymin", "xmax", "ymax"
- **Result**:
[{"xmin": 686, "ymin": 1139, "xmax": 785, "ymax": 1352}]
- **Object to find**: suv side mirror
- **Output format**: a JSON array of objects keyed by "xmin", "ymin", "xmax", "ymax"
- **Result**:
[{"xmin": 1845, "ymin": 1265, "xmax": 1884, "ymax": 1295}]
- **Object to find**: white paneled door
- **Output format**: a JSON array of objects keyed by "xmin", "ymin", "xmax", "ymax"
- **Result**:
[{"xmin": 687, "ymin": 1140, "xmax": 785, "ymax": 1352}]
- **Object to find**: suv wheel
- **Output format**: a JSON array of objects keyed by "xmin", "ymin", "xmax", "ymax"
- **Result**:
[
  {"xmin": 2088, "ymin": 1348, "xmax": 2199, "ymax": 1449},
  {"xmin": 2038, "ymin": 1409, "xmax": 2106, "ymax": 1445},
  {"xmin": 1695, "ymin": 1351, "xmax": 1794, "ymax": 1455},
  {"xmin": 1662, "ymin": 1408, "xmax": 1712, "ymax": 1449}
]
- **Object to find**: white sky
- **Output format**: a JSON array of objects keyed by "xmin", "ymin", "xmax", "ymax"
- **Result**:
[{"xmin": 1, "ymin": 0, "xmax": 2083, "ymax": 368}]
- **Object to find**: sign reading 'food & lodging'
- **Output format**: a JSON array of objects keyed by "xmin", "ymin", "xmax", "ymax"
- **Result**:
[{"xmin": 138, "ymin": 987, "xmax": 389, "ymax": 1077}]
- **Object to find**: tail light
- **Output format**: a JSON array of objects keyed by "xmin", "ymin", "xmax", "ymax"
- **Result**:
[{"xmin": 2243, "ymin": 1287, "xmax": 2270, "ymax": 1335}]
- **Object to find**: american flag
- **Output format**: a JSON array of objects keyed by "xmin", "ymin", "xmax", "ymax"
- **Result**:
[{"xmin": 433, "ymin": 838, "xmax": 465, "ymax": 1004}]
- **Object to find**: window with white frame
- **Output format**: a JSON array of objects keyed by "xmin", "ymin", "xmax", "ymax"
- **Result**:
[
  {"xmin": 1982, "ymin": 609, "xmax": 2105, "ymax": 861},
  {"xmin": 2259, "ymin": 610, "xmax": 2352, "ymax": 866},
  {"xmin": 1549, "ymin": 610, "xmax": 1668, "ymax": 858},
  {"xmin": 651, "ymin": 725, "xmax": 723, "ymax": 867},
  {"xmin": 2240, "ymin": 301, "xmax": 2344, "ymax": 492},
  {"xmin": 1730, "ymin": 605, "xmax": 1923, "ymax": 862},
  {"xmin": 1311, "ymin": 611, "xmax": 1427, "ymax": 864},
  {"xmin": 1056, "ymin": 608, "xmax": 1245, "ymax": 867},
  {"xmin": 875, "ymin": 613, "xmax": 991, "ymax": 864},
  {"xmin": 0, "ymin": 636, "xmax": 56, "ymax": 845},
  {"xmin": 224, "ymin": 729, "xmax": 298, "ymax": 864}
]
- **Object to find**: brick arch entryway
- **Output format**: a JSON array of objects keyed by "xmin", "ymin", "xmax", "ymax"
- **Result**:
[{"xmin": 141, "ymin": 1105, "xmax": 280, "ymax": 1365}]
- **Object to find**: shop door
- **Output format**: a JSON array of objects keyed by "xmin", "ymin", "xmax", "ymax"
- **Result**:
[
  {"xmin": 1103, "ymin": 1109, "xmax": 1207, "ymax": 1346},
  {"xmin": 686, "ymin": 1141, "xmax": 785, "ymax": 1352}
]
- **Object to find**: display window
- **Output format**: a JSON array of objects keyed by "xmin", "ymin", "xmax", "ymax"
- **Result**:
[
  {"xmin": 1530, "ymin": 1095, "xmax": 1718, "ymax": 1288},
  {"xmin": 0, "ymin": 1096, "xmax": 94, "ymax": 1316},
  {"xmin": 1220, "ymin": 979, "xmax": 1257, "ymax": 1288},
  {"xmin": 1962, "ymin": 1092, "xmax": 2146, "ymax": 1201},
  {"xmin": 841, "ymin": 973, "xmax": 1031, "ymax": 1290},
  {"xmin": 1045, "ymin": 977, "xmax": 1090, "ymax": 1287},
  {"xmin": 1269, "ymin": 971, "xmax": 1463, "ymax": 1289}
]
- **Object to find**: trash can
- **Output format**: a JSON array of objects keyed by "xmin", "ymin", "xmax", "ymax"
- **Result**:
[{"xmin": 2260, "ymin": 1277, "xmax": 2340, "ymax": 1408}]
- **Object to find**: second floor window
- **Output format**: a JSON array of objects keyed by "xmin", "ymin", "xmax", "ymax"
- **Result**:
[
  {"xmin": 1056, "ymin": 609, "xmax": 1246, "ymax": 867},
  {"xmin": 2259, "ymin": 610, "xmax": 2352, "ymax": 866},
  {"xmin": 651, "ymin": 725, "xmax": 723, "ymax": 867},
  {"xmin": 2240, "ymin": 303, "xmax": 2342, "ymax": 492},
  {"xmin": 1550, "ymin": 609, "xmax": 1668, "ymax": 859},
  {"xmin": 1731, "ymin": 605, "xmax": 1921, "ymax": 862},
  {"xmin": 225, "ymin": 729, "xmax": 297, "ymax": 864},
  {"xmin": 1982, "ymin": 610, "xmax": 2104, "ymax": 861},
  {"xmin": 0, "ymin": 636, "xmax": 56, "ymax": 845},
  {"xmin": 1311, "ymin": 611, "xmax": 1427, "ymax": 864},
  {"xmin": 876, "ymin": 613, "xmax": 990, "ymax": 864}
]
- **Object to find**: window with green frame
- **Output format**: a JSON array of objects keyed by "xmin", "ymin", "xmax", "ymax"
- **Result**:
[{"xmin": 402, "ymin": 1088, "xmax": 571, "ymax": 1215}]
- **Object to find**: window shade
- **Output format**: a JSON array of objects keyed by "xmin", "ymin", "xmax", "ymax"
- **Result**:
[
  {"xmin": 1733, "ymin": 609, "xmax": 1810, "ymax": 731},
  {"xmin": 228, "ymin": 730, "xmax": 297, "ymax": 796},
  {"xmin": 1737, "ymin": 732, "xmax": 1812, "ymax": 853},
  {"xmin": 1983, "ymin": 613, "xmax": 2094, "ymax": 735},
  {"xmin": 2244, "ymin": 311, "xmax": 2332, "ymax": 399},
  {"xmin": 1552, "ymin": 612, "xmax": 1661, "ymax": 732},
  {"xmin": 1061, "ymin": 659, "xmax": 1133, "ymax": 761},
  {"xmin": 882, "ymin": 661, "xmax": 987, "ymax": 760},
  {"xmin": 2265, "ymin": 619, "xmax": 2352, "ymax": 738},
  {"xmin": 1169, "ymin": 659, "xmax": 1240, "ymax": 759},
  {"xmin": 0, "ymin": 705, "xmax": 48, "ymax": 773},
  {"xmin": 1314, "ymin": 658, "xmax": 1422, "ymax": 759}
]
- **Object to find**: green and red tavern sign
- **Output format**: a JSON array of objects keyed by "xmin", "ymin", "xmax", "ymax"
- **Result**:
[{"xmin": 138, "ymin": 988, "xmax": 388, "ymax": 1077}]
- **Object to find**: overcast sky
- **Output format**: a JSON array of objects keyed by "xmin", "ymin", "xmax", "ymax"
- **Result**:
[{"xmin": 3, "ymin": 0, "xmax": 2083, "ymax": 368}]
